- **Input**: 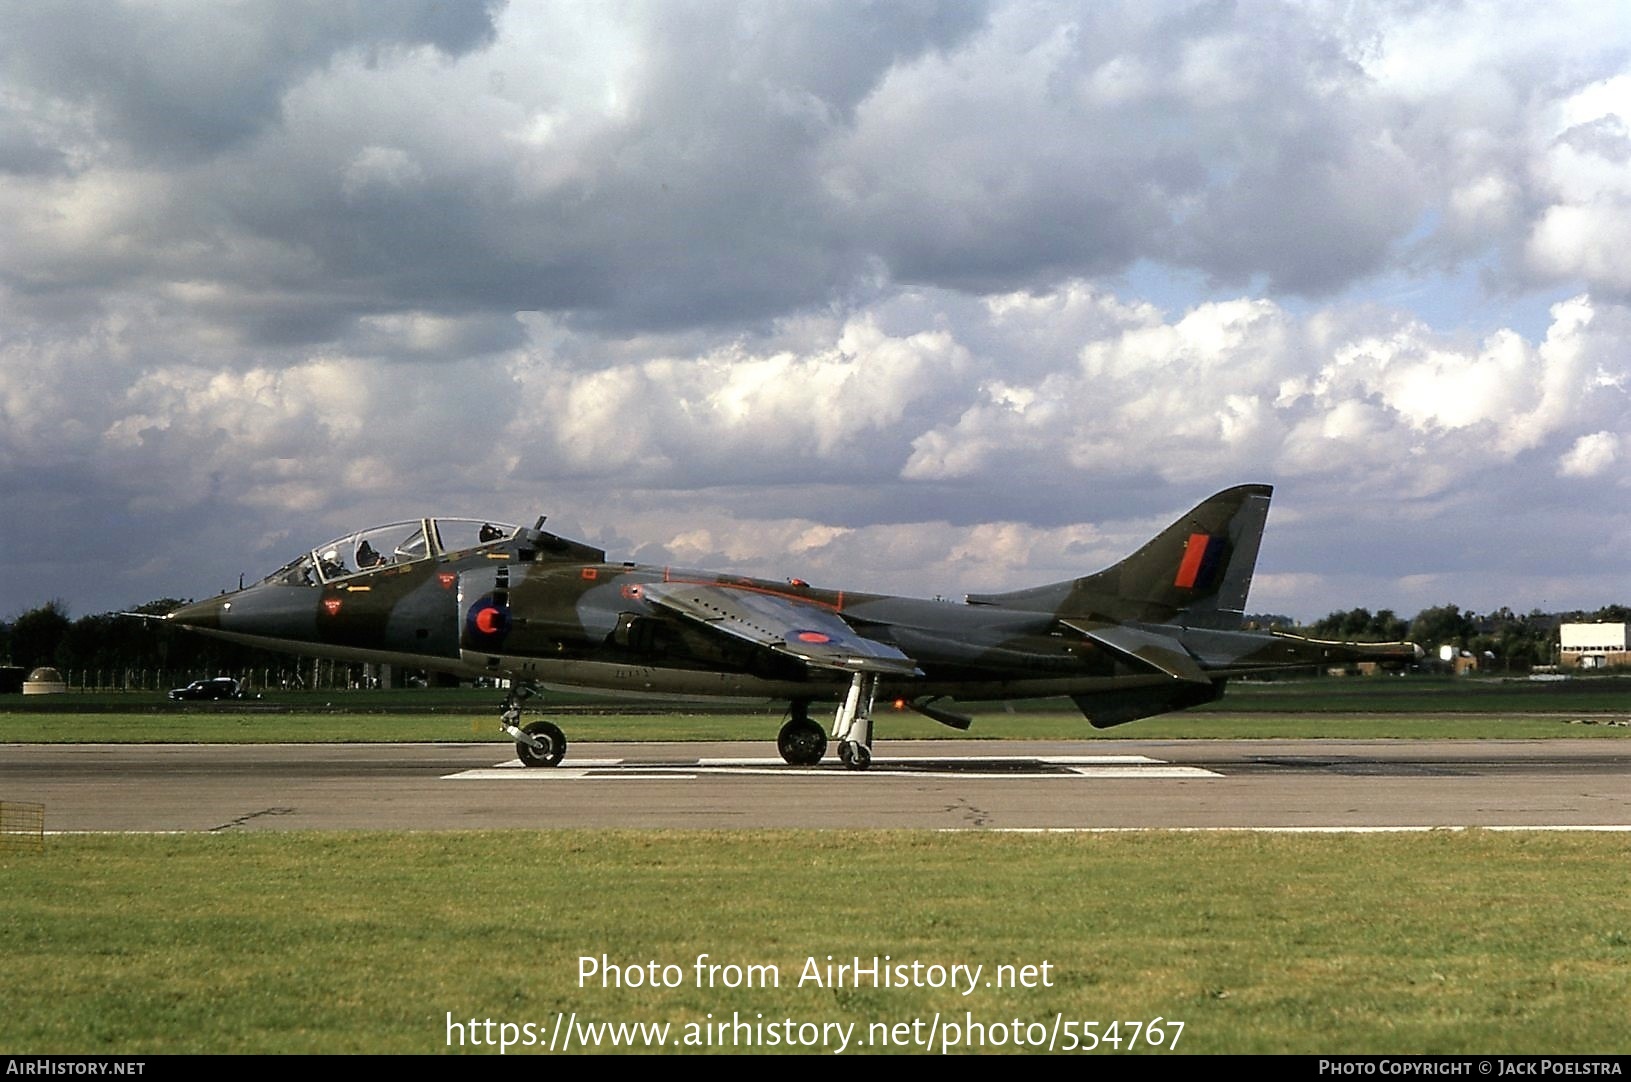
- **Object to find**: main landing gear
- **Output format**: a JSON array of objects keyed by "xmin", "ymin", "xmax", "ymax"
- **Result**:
[
  {"xmin": 504, "ymin": 675, "xmax": 881, "ymax": 772},
  {"xmin": 777, "ymin": 700, "xmax": 827, "ymax": 766},
  {"xmin": 500, "ymin": 681, "xmax": 567, "ymax": 768},
  {"xmin": 776, "ymin": 672, "xmax": 881, "ymax": 770}
]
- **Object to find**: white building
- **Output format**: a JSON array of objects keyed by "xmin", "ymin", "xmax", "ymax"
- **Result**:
[{"xmin": 1559, "ymin": 623, "xmax": 1630, "ymax": 669}]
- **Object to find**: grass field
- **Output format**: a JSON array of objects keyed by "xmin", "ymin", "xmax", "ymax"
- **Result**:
[
  {"xmin": 3, "ymin": 675, "xmax": 1630, "ymax": 743},
  {"xmin": 3, "ymin": 831, "xmax": 1628, "ymax": 1055}
]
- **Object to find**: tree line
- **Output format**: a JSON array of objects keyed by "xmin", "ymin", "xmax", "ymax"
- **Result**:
[
  {"xmin": 1250, "ymin": 604, "xmax": 1631, "ymax": 669},
  {"xmin": 0, "ymin": 599, "xmax": 301, "ymax": 684}
]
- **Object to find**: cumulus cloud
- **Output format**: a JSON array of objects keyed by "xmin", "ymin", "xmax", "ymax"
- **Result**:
[
  {"xmin": 1517, "ymin": 74, "xmax": 1631, "ymax": 297},
  {"xmin": 6, "ymin": 275, "xmax": 1631, "ymax": 615},
  {"xmin": 3, "ymin": 2, "xmax": 1631, "ymax": 620},
  {"xmin": 1557, "ymin": 431, "xmax": 1620, "ymax": 478},
  {"xmin": 0, "ymin": 1, "xmax": 502, "ymax": 164}
]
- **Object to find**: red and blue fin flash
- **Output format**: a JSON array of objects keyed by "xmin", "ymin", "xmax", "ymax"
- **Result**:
[{"xmin": 1173, "ymin": 533, "xmax": 1227, "ymax": 590}]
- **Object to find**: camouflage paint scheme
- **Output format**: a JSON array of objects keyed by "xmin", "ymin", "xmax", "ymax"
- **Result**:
[{"xmin": 168, "ymin": 485, "xmax": 1417, "ymax": 769}]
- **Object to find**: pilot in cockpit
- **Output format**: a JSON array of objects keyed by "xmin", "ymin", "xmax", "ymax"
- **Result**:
[
  {"xmin": 318, "ymin": 548, "xmax": 348, "ymax": 579},
  {"xmin": 479, "ymin": 522, "xmax": 504, "ymax": 543},
  {"xmin": 357, "ymin": 540, "xmax": 383, "ymax": 568}
]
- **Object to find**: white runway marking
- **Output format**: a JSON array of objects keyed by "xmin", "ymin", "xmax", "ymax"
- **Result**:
[{"xmin": 443, "ymin": 753, "xmax": 1223, "ymax": 781}]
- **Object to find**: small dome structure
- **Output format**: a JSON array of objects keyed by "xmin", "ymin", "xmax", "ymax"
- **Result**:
[{"xmin": 23, "ymin": 667, "xmax": 67, "ymax": 695}]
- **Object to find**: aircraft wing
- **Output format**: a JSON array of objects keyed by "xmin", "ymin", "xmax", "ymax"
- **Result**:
[
  {"xmin": 1059, "ymin": 618, "xmax": 1211, "ymax": 684},
  {"xmin": 640, "ymin": 582, "xmax": 921, "ymax": 676}
]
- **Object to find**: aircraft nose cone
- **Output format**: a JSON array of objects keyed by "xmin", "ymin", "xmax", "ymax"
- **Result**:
[{"xmin": 167, "ymin": 596, "xmax": 231, "ymax": 630}]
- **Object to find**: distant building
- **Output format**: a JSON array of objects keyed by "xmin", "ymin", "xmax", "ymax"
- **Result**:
[
  {"xmin": 1559, "ymin": 623, "xmax": 1630, "ymax": 670},
  {"xmin": 1437, "ymin": 643, "xmax": 1481, "ymax": 675}
]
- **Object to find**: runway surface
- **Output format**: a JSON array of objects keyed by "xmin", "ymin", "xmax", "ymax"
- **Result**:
[{"xmin": 4, "ymin": 738, "xmax": 1629, "ymax": 831}]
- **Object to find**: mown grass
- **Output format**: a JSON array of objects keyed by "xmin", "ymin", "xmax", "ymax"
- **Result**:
[
  {"xmin": 3, "ymin": 675, "xmax": 1630, "ymax": 743},
  {"xmin": 2, "ymin": 831, "xmax": 1628, "ymax": 1054}
]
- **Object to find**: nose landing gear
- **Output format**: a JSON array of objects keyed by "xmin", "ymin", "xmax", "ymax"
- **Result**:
[{"xmin": 500, "ymin": 681, "xmax": 568, "ymax": 768}]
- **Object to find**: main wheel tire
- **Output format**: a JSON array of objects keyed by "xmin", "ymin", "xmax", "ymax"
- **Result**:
[
  {"xmin": 516, "ymin": 720, "xmax": 567, "ymax": 767},
  {"xmin": 777, "ymin": 717, "xmax": 827, "ymax": 765}
]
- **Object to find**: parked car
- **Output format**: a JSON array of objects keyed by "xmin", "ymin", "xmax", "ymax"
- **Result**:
[{"xmin": 167, "ymin": 677, "xmax": 240, "ymax": 701}]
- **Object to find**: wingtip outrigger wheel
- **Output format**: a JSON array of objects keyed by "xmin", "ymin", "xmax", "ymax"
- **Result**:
[
  {"xmin": 830, "ymin": 672, "xmax": 879, "ymax": 771},
  {"xmin": 837, "ymin": 740, "xmax": 871, "ymax": 769}
]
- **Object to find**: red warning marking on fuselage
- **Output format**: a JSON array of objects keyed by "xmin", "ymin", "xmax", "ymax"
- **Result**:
[
  {"xmin": 437, "ymin": 571, "xmax": 457, "ymax": 590},
  {"xmin": 581, "ymin": 567, "xmax": 598, "ymax": 580},
  {"xmin": 322, "ymin": 598, "xmax": 342, "ymax": 617}
]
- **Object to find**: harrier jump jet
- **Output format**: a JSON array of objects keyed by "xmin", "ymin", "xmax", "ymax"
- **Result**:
[{"xmin": 166, "ymin": 485, "xmax": 1417, "ymax": 769}]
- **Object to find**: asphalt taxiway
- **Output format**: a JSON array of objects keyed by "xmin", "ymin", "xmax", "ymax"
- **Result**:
[{"xmin": 4, "ymin": 738, "xmax": 1629, "ymax": 831}]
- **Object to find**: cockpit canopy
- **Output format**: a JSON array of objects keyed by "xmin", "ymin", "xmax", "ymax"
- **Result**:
[{"xmin": 260, "ymin": 518, "xmax": 520, "ymax": 587}]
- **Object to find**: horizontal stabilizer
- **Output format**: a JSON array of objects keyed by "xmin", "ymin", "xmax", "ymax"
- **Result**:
[
  {"xmin": 640, "ymin": 582, "xmax": 921, "ymax": 676},
  {"xmin": 1060, "ymin": 619, "xmax": 1210, "ymax": 684}
]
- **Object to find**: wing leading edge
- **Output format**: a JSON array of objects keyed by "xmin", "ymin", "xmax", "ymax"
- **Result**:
[{"xmin": 639, "ymin": 582, "xmax": 921, "ymax": 677}]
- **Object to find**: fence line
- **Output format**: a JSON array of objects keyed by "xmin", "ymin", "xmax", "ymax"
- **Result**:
[{"xmin": 54, "ymin": 660, "xmax": 399, "ymax": 692}]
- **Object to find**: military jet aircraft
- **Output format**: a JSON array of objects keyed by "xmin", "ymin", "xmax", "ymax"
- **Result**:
[{"xmin": 166, "ymin": 485, "xmax": 1417, "ymax": 769}]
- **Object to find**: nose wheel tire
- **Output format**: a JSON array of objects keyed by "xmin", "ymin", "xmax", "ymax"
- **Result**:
[
  {"xmin": 516, "ymin": 720, "xmax": 567, "ymax": 767},
  {"xmin": 777, "ymin": 717, "xmax": 828, "ymax": 765}
]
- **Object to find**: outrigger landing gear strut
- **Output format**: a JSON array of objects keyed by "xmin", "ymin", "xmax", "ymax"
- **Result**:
[
  {"xmin": 831, "ymin": 671, "xmax": 880, "ymax": 770},
  {"xmin": 500, "ymin": 680, "xmax": 567, "ymax": 767}
]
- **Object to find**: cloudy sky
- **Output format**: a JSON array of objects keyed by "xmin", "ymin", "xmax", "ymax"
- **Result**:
[{"xmin": 3, "ymin": 0, "xmax": 1629, "ymax": 623}]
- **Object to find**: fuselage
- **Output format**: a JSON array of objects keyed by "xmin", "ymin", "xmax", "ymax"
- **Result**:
[
  {"xmin": 456, "ymin": 559, "xmax": 1376, "ymax": 702},
  {"xmin": 461, "ymin": 558, "xmax": 1119, "ymax": 702}
]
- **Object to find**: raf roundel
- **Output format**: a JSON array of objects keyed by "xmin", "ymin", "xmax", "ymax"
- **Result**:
[
  {"xmin": 794, "ymin": 630, "xmax": 833, "ymax": 645},
  {"xmin": 466, "ymin": 599, "xmax": 511, "ymax": 642}
]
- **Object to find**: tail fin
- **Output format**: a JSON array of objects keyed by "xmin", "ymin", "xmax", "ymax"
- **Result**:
[{"xmin": 965, "ymin": 484, "xmax": 1273, "ymax": 629}]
